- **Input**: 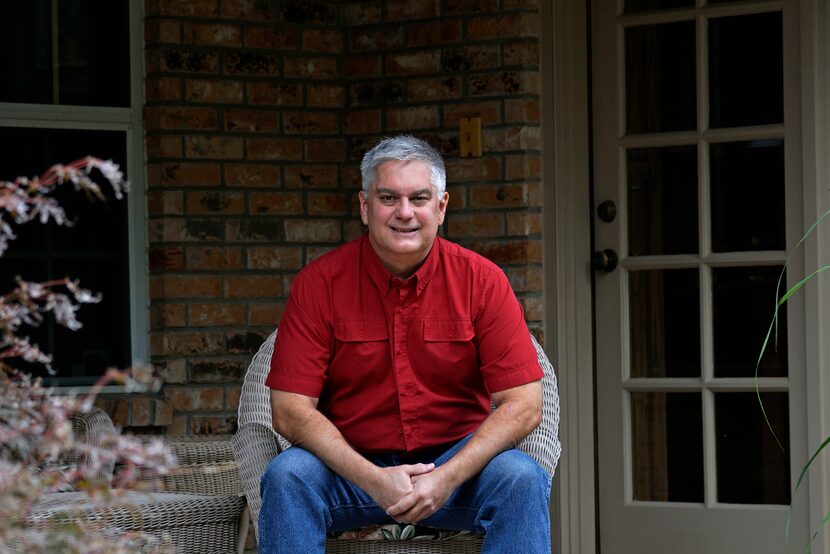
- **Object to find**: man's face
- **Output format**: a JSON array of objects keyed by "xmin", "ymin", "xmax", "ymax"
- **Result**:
[{"xmin": 359, "ymin": 160, "xmax": 448, "ymax": 277}]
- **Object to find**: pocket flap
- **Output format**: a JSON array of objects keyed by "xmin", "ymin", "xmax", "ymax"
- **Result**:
[
  {"xmin": 423, "ymin": 320, "xmax": 475, "ymax": 342},
  {"xmin": 334, "ymin": 319, "xmax": 388, "ymax": 342}
]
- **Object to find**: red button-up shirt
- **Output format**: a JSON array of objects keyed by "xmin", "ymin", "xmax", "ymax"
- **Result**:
[{"xmin": 266, "ymin": 234, "xmax": 542, "ymax": 454}]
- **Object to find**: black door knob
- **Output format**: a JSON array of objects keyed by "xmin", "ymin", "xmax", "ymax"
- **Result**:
[
  {"xmin": 592, "ymin": 249, "xmax": 618, "ymax": 272},
  {"xmin": 597, "ymin": 200, "xmax": 617, "ymax": 223}
]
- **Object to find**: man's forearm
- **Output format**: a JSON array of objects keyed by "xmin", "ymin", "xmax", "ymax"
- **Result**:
[{"xmin": 270, "ymin": 390, "xmax": 434, "ymax": 511}]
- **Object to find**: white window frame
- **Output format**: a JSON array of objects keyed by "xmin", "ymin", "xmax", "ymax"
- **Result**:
[{"xmin": 0, "ymin": 0, "xmax": 147, "ymax": 391}]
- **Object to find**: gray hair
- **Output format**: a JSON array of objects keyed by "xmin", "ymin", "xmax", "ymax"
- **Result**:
[{"xmin": 360, "ymin": 135, "xmax": 446, "ymax": 196}]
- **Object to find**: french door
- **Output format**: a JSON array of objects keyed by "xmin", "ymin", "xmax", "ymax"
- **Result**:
[{"xmin": 591, "ymin": 0, "xmax": 809, "ymax": 551}]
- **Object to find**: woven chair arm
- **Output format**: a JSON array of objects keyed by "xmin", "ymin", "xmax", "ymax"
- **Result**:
[{"xmin": 231, "ymin": 422, "xmax": 280, "ymax": 541}]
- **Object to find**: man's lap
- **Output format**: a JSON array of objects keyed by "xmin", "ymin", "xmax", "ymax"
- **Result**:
[{"xmin": 260, "ymin": 436, "xmax": 550, "ymax": 535}]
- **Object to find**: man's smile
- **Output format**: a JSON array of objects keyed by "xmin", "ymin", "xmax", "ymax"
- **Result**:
[{"xmin": 390, "ymin": 226, "xmax": 419, "ymax": 233}]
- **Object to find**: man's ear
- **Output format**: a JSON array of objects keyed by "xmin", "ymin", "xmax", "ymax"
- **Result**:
[
  {"xmin": 437, "ymin": 191, "xmax": 449, "ymax": 225},
  {"xmin": 359, "ymin": 191, "xmax": 369, "ymax": 225}
]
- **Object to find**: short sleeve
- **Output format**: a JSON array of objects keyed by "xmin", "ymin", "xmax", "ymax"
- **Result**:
[
  {"xmin": 474, "ymin": 268, "xmax": 542, "ymax": 393},
  {"xmin": 266, "ymin": 268, "xmax": 332, "ymax": 397}
]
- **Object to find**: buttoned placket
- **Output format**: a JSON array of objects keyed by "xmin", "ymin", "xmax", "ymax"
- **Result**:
[{"xmin": 389, "ymin": 277, "xmax": 422, "ymax": 451}]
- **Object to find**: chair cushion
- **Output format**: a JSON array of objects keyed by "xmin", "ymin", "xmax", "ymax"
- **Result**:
[{"xmin": 332, "ymin": 523, "xmax": 479, "ymax": 542}]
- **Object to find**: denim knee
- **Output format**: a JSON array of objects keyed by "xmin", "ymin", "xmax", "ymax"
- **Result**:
[
  {"xmin": 487, "ymin": 450, "xmax": 551, "ymax": 499},
  {"xmin": 260, "ymin": 446, "xmax": 328, "ymax": 497}
]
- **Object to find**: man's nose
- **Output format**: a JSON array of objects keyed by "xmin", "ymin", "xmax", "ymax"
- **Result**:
[{"xmin": 396, "ymin": 197, "xmax": 413, "ymax": 218}]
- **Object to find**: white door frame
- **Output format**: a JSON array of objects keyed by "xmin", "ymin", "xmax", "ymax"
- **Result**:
[
  {"xmin": 542, "ymin": 0, "xmax": 830, "ymax": 552},
  {"xmin": 541, "ymin": 2, "xmax": 597, "ymax": 553}
]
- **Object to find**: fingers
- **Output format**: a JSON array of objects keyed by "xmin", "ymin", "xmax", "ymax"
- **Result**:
[
  {"xmin": 403, "ymin": 462, "xmax": 435, "ymax": 477},
  {"xmin": 386, "ymin": 492, "xmax": 417, "ymax": 518}
]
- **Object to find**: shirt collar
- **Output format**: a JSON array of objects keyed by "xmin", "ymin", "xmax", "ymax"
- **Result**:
[{"xmin": 362, "ymin": 233, "xmax": 441, "ymax": 297}]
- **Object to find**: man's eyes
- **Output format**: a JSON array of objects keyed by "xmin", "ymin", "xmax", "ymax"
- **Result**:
[{"xmin": 376, "ymin": 194, "xmax": 431, "ymax": 204}]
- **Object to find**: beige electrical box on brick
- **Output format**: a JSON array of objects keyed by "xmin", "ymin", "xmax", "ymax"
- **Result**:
[{"xmin": 459, "ymin": 117, "xmax": 482, "ymax": 157}]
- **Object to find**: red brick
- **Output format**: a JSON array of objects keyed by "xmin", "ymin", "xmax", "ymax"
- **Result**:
[
  {"xmin": 284, "ymin": 219, "xmax": 341, "ymax": 243},
  {"xmin": 308, "ymin": 192, "xmax": 347, "ymax": 215},
  {"xmin": 154, "ymin": 135, "xmax": 184, "ymax": 158},
  {"xmin": 160, "ymin": 0, "xmax": 217, "ymax": 17},
  {"xmin": 408, "ymin": 77, "xmax": 461, "ymax": 102},
  {"xmin": 131, "ymin": 397, "xmax": 152, "ymax": 427},
  {"xmin": 224, "ymin": 51, "xmax": 280, "ymax": 76},
  {"xmin": 146, "ymin": 77, "xmax": 182, "ymax": 102},
  {"xmin": 160, "ymin": 49, "xmax": 219, "ymax": 73},
  {"xmin": 154, "ymin": 359, "xmax": 187, "ymax": 385},
  {"xmin": 467, "ymin": 239, "xmax": 542, "ymax": 264},
  {"xmin": 470, "ymin": 184, "xmax": 530, "ymax": 208},
  {"xmin": 305, "ymin": 139, "xmax": 347, "ymax": 162},
  {"xmin": 284, "ymin": 165, "xmax": 339, "ymax": 188},
  {"xmin": 343, "ymin": 219, "xmax": 366, "ymax": 242},
  {"xmin": 145, "ymin": 18, "xmax": 181, "ymax": 43},
  {"xmin": 148, "ymin": 163, "xmax": 222, "ymax": 187},
  {"xmin": 507, "ymin": 266, "xmax": 544, "ymax": 293},
  {"xmin": 189, "ymin": 415, "xmax": 236, "ymax": 435},
  {"xmin": 246, "ymin": 247, "xmax": 304, "ymax": 270},
  {"xmin": 224, "ymin": 109, "xmax": 279, "ymax": 133},
  {"xmin": 505, "ymin": 0, "xmax": 540, "ymax": 7},
  {"xmin": 151, "ymin": 300, "xmax": 186, "ymax": 329},
  {"xmin": 505, "ymin": 98, "xmax": 540, "ymax": 122},
  {"xmin": 448, "ymin": 213, "xmax": 505, "ymax": 238},
  {"xmin": 307, "ymin": 84, "xmax": 346, "ymax": 108},
  {"xmin": 385, "ymin": 0, "xmax": 439, "ymax": 20},
  {"xmin": 186, "ymin": 79, "xmax": 244, "ymax": 103},
  {"xmin": 165, "ymin": 386, "xmax": 224, "ymax": 411},
  {"xmin": 506, "ymin": 211, "xmax": 542, "ymax": 235},
  {"xmin": 307, "ymin": 246, "xmax": 336, "ymax": 262},
  {"xmin": 186, "ymin": 191, "xmax": 245, "ymax": 214},
  {"xmin": 189, "ymin": 303, "xmax": 245, "ymax": 326},
  {"xmin": 343, "ymin": 2, "xmax": 382, "ymax": 25},
  {"xmin": 249, "ymin": 302, "xmax": 285, "ymax": 326},
  {"xmin": 148, "ymin": 191, "xmax": 183, "ymax": 215},
  {"xmin": 344, "ymin": 55, "xmax": 381, "ymax": 79},
  {"xmin": 149, "ymin": 218, "xmax": 225, "ymax": 242},
  {"xmin": 150, "ymin": 275, "xmax": 223, "ymax": 299},
  {"xmin": 467, "ymin": 13, "xmax": 540, "ymax": 40},
  {"xmin": 505, "ymin": 40, "xmax": 540, "ymax": 67},
  {"xmin": 154, "ymin": 399, "xmax": 174, "ymax": 426},
  {"xmin": 304, "ymin": 29, "xmax": 343, "ymax": 53},
  {"xmin": 249, "ymin": 192, "xmax": 303, "ymax": 215},
  {"xmin": 407, "ymin": 20, "xmax": 461, "ymax": 46},
  {"xmin": 519, "ymin": 295, "xmax": 545, "ymax": 320},
  {"xmin": 185, "ymin": 135, "xmax": 244, "ymax": 159},
  {"xmin": 445, "ymin": 0, "xmax": 498, "ymax": 13},
  {"xmin": 506, "ymin": 154, "xmax": 542, "ymax": 180},
  {"xmin": 149, "ymin": 107, "xmax": 218, "ymax": 131},
  {"xmin": 244, "ymin": 26, "xmax": 303, "ymax": 49},
  {"xmin": 447, "ymin": 185, "xmax": 467, "ymax": 210},
  {"xmin": 468, "ymin": 71, "xmax": 536, "ymax": 97},
  {"xmin": 284, "ymin": 112, "xmax": 339, "ymax": 135},
  {"xmin": 226, "ymin": 386, "xmax": 242, "ymax": 410},
  {"xmin": 246, "ymin": 138, "xmax": 303, "ymax": 161},
  {"xmin": 247, "ymin": 82, "xmax": 303, "ymax": 106},
  {"xmin": 284, "ymin": 56, "xmax": 338, "ymax": 80},
  {"xmin": 385, "ymin": 51, "xmax": 440, "ymax": 75},
  {"xmin": 225, "ymin": 219, "xmax": 283, "ymax": 242},
  {"xmin": 350, "ymin": 29, "xmax": 403, "ymax": 52},
  {"xmin": 225, "ymin": 275, "xmax": 282, "ymax": 298},
  {"xmin": 386, "ymin": 106, "xmax": 439, "ymax": 131},
  {"xmin": 149, "ymin": 246, "xmax": 185, "ymax": 272},
  {"xmin": 344, "ymin": 110, "xmax": 381, "ymax": 135},
  {"xmin": 442, "ymin": 45, "xmax": 500, "ymax": 71},
  {"xmin": 444, "ymin": 101, "xmax": 501, "ymax": 127},
  {"xmin": 446, "ymin": 158, "xmax": 500, "ymax": 182},
  {"xmin": 187, "ymin": 247, "xmax": 244, "ymax": 270},
  {"xmin": 225, "ymin": 164, "xmax": 281, "ymax": 187},
  {"xmin": 169, "ymin": 415, "xmax": 187, "ymax": 435},
  {"xmin": 505, "ymin": 126, "xmax": 541, "ymax": 150},
  {"xmin": 184, "ymin": 23, "xmax": 241, "ymax": 46}
]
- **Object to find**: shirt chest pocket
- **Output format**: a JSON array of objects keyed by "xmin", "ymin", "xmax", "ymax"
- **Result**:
[
  {"xmin": 332, "ymin": 319, "xmax": 390, "ymax": 377},
  {"xmin": 421, "ymin": 319, "xmax": 476, "ymax": 367}
]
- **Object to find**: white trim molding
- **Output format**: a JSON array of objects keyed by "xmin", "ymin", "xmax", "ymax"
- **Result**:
[{"xmin": 542, "ymin": 1, "xmax": 598, "ymax": 553}]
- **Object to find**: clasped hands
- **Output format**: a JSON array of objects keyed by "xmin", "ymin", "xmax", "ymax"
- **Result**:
[{"xmin": 368, "ymin": 462, "xmax": 455, "ymax": 525}]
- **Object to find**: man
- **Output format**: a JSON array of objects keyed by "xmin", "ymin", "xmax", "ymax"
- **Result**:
[{"xmin": 259, "ymin": 136, "xmax": 551, "ymax": 553}]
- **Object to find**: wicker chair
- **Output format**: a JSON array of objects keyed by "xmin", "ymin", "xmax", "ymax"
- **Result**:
[
  {"xmin": 232, "ymin": 329, "xmax": 561, "ymax": 553},
  {"xmin": 24, "ymin": 409, "xmax": 247, "ymax": 554}
]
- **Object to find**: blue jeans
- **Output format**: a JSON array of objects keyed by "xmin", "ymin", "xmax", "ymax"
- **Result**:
[{"xmin": 258, "ymin": 435, "xmax": 552, "ymax": 553}]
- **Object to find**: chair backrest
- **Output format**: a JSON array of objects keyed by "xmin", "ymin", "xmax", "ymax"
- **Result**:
[
  {"xmin": 236, "ymin": 329, "xmax": 561, "ymax": 475},
  {"xmin": 236, "ymin": 329, "xmax": 291, "ymax": 452}
]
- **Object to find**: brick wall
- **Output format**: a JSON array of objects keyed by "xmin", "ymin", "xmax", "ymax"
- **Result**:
[{"xmin": 123, "ymin": 0, "xmax": 542, "ymax": 434}]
